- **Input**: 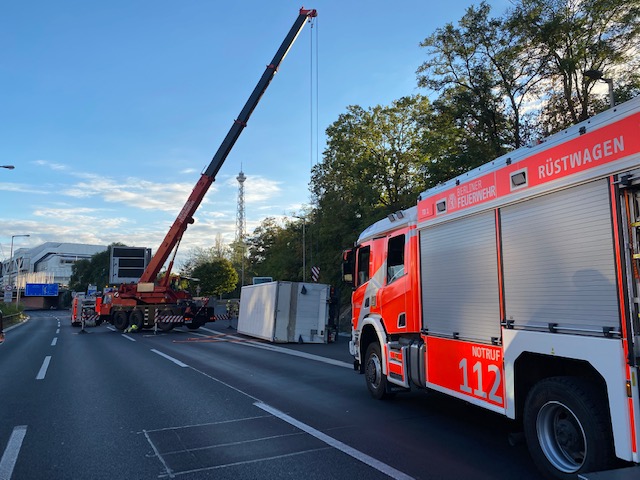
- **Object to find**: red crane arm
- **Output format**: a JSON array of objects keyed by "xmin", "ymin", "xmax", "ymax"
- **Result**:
[{"xmin": 138, "ymin": 7, "xmax": 317, "ymax": 284}]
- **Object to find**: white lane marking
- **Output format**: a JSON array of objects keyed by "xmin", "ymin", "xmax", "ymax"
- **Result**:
[
  {"xmin": 122, "ymin": 334, "xmax": 136, "ymax": 342},
  {"xmin": 0, "ymin": 425, "xmax": 27, "ymax": 480},
  {"xmin": 55, "ymin": 328, "xmax": 60, "ymax": 334},
  {"xmin": 151, "ymin": 349, "xmax": 188, "ymax": 368},
  {"xmin": 143, "ymin": 430, "xmax": 174, "ymax": 479},
  {"xmin": 255, "ymin": 402, "xmax": 414, "ymax": 480},
  {"xmin": 179, "ymin": 363, "xmax": 412, "ymax": 479},
  {"xmin": 200, "ymin": 327, "xmax": 352, "ymax": 369},
  {"xmin": 158, "ymin": 447, "xmax": 329, "ymax": 478},
  {"xmin": 51, "ymin": 338, "xmax": 57, "ymax": 346},
  {"xmin": 107, "ymin": 326, "xmax": 116, "ymax": 332},
  {"xmin": 36, "ymin": 356, "xmax": 51, "ymax": 380}
]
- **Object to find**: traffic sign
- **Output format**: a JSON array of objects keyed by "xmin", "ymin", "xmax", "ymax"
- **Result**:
[
  {"xmin": 3, "ymin": 285, "xmax": 12, "ymax": 303},
  {"xmin": 24, "ymin": 283, "xmax": 59, "ymax": 297}
]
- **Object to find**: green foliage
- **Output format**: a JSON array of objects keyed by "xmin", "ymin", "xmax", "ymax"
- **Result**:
[
  {"xmin": 509, "ymin": 0, "xmax": 640, "ymax": 131},
  {"xmin": 312, "ymin": 95, "xmax": 430, "ymax": 216},
  {"xmin": 189, "ymin": 258, "xmax": 238, "ymax": 297},
  {"xmin": 0, "ymin": 302, "xmax": 23, "ymax": 318},
  {"xmin": 180, "ymin": 234, "xmax": 231, "ymax": 277},
  {"xmin": 247, "ymin": 217, "xmax": 304, "ymax": 281}
]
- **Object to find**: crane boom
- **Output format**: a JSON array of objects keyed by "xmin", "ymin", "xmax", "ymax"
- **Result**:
[{"xmin": 139, "ymin": 8, "xmax": 317, "ymax": 284}]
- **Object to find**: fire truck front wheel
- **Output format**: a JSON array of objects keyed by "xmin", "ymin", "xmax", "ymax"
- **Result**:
[
  {"xmin": 365, "ymin": 342, "xmax": 392, "ymax": 400},
  {"xmin": 523, "ymin": 376, "xmax": 613, "ymax": 480}
]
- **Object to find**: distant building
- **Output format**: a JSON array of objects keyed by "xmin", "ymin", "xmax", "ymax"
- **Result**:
[{"xmin": 0, "ymin": 242, "xmax": 107, "ymax": 289}]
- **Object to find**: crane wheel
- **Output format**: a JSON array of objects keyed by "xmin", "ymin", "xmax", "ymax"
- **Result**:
[
  {"xmin": 113, "ymin": 311, "xmax": 129, "ymax": 331},
  {"xmin": 130, "ymin": 309, "xmax": 144, "ymax": 330},
  {"xmin": 158, "ymin": 322, "xmax": 174, "ymax": 332}
]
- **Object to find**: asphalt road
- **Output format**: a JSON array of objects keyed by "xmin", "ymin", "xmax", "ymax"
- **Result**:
[{"xmin": 0, "ymin": 311, "xmax": 543, "ymax": 479}]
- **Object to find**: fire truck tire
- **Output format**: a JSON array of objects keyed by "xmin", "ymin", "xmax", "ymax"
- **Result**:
[
  {"xmin": 113, "ymin": 311, "xmax": 129, "ymax": 331},
  {"xmin": 365, "ymin": 342, "xmax": 392, "ymax": 400},
  {"xmin": 523, "ymin": 376, "xmax": 614, "ymax": 480},
  {"xmin": 130, "ymin": 309, "xmax": 144, "ymax": 329}
]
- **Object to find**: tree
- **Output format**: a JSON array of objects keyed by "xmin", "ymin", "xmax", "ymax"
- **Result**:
[
  {"xmin": 509, "ymin": 0, "xmax": 640, "ymax": 131},
  {"xmin": 305, "ymin": 96, "xmax": 430, "ymax": 289},
  {"xmin": 189, "ymin": 258, "xmax": 238, "ymax": 297},
  {"xmin": 180, "ymin": 234, "xmax": 231, "ymax": 277},
  {"xmin": 311, "ymin": 95, "xmax": 430, "ymax": 221},
  {"xmin": 246, "ymin": 217, "xmax": 304, "ymax": 281},
  {"xmin": 417, "ymin": 2, "xmax": 546, "ymax": 154}
]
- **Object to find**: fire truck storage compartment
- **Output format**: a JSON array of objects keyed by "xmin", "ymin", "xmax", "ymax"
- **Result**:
[
  {"xmin": 419, "ymin": 210, "xmax": 501, "ymax": 343},
  {"xmin": 500, "ymin": 178, "xmax": 619, "ymax": 333},
  {"xmin": 238, "ymin": 281, "xmax": 331, "ymax": 343}
]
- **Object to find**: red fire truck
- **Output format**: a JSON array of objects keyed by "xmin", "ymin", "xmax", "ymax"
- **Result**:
[{"xmin": 342, "ymin": 95, "xmax": 640, "ymax": 479}]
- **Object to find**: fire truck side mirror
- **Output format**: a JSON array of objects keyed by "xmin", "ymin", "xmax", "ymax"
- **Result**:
[{"xmin": 342, "ymin": 249, "xmax": 354, "ymax": 285}]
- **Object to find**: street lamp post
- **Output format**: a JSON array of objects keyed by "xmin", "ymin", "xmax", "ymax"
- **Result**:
[
  {"xmin": 584, "ymin": 69, "xmax": 614, "ymax": 108},
  {"xmin": 293, "ymin": 215, "xmax": 306, "ymax": 282},
  {"xmin": 10, "ymin": 234, "xmax": 30, "ymax": 306}
]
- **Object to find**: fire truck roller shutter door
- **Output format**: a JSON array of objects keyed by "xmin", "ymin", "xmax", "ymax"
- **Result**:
[
  {"xmin": 420, "ymin": 210, "xmax": 500, "ymax": 342},
  {"xmin": 501, "ymin": 179, "xmax": 618, "ymax": 332}
]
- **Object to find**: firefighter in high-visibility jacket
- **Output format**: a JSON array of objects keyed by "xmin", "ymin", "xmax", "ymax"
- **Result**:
[{"xmin": 125, "ymin": 323, "xmax": 138, "ymax": 333}]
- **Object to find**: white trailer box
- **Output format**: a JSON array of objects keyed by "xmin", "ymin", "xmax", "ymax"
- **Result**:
[{"xmin": 238, "ymin": 281, "xmax": 330, "ymax": 343}]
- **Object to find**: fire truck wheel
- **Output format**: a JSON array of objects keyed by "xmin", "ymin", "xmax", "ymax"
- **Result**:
[
  {"xmin": 523, "ymin": 376, "xmax": 613, "ymax": 480},
  {"xmin": 113, "ymin": 311, "xmax": 129, "ymax": 331},
  {"xmin": 365, "ymin": 342, "xmax": 392, "ymax": 400}
]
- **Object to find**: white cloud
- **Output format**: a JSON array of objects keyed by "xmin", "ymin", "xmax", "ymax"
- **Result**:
[
  {"xmin": 32, "ymin": 160, "xmax": 68, "ymax": 171},
  {"xmin": 61, "ymin": 175, "xmax": 195, "ymax": 212},
  {"xmin": 0, "ymin": 182, "xmax": 51, "ymax": 194},
  {"xmin": 244, "ymin": 176, "xmax": 282, "ymax": 203}
]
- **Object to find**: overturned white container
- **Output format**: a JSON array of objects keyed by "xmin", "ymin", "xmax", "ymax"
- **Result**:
[{"xmin": 238, "ymin": 281, "xmax": 330, "ymax": 343}]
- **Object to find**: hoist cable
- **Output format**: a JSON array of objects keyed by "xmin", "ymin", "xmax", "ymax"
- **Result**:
[
  {"xmin": 309, "ymin": 17, "xmax": 314, "ymax": 171},
  {"xmin": 315, "ymin": 16, "xmax": 319, "ymax": 168}
]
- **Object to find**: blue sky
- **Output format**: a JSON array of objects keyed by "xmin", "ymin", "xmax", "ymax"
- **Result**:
[{"xmin": 0, "ymin": 0, "xmax": 509, "ymax": 265}]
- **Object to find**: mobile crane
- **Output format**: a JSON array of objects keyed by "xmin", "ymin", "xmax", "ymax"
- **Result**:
[{"xmin": 98, "ymin": 7, "xmax": 317, "ymax": 332}]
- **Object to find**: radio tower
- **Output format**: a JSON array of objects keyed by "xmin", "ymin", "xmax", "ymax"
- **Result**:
[
  {"xmin": 236, "ymin": 168, "xmax": 247, "ymax": 285},
  {"xmin": 236, "ymin": 169, "xmax": 246, "ymax": 243}
]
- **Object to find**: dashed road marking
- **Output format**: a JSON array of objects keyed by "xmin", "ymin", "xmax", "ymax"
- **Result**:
[
  {"xmin": 0, "ymin": 425, "xmax": 27, "ymax": 480},
  {"xmin": 151, "ymin": 349, "xmax": 188, "ymax": 368},
  {"xmin": 36, "ymin": 356, "xmax": 51, "ymax": 380},
  {"xmin": 51, "ymin": 337, "xmax": 57, "ymax": 346}
]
